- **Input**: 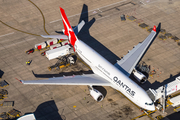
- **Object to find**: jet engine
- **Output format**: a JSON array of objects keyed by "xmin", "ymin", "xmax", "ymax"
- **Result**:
[
  {"xmin": 133, "ymin": 69, "xmax": 147, "ymax": 84},
  {"xmin": 88, "ymin": 86, "xmax": 104, "ymax": 102}
]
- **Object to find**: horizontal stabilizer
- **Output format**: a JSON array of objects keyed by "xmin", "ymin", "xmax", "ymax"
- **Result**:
[
  {"xmin": 40, "ymin": 20, "xmax": 85, "ymax": 39},
  {"xmin": 73, "ymin": 20, "xmax": 85, "ymax": 35},
  {"xmin": 41, "ymin": 35, "xmax": 68, "ymax": 39}
]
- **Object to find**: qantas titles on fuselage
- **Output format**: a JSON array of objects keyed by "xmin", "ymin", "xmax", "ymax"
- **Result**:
[
  {"xmin": 98, "ymin": 64, "xmax": 135, "ymax": 97},
  {"xmin": 113, "ymin": 76, "xmax": 135, "ymax": 97}
]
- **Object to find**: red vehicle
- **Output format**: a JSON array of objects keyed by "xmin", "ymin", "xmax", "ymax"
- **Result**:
[
  {"xmin": 26, "ymin": 48, "xmax": 34, "ymax": 55},
  {"xmin": 41, "ymin": 51, "xmax": 46, "ymax": 56}
]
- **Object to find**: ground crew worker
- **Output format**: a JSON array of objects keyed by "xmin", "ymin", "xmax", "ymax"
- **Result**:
[{"xmin": 26, "ymin": 60, "xmax": 31, "ymax": 65}]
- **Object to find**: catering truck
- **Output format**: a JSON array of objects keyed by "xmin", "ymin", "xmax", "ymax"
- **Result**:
[{"xmin": 45, "ymin": 44, "xmax": 74, "ymax": 60}]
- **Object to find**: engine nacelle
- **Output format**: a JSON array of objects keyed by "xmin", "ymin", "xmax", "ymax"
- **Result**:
[
  {"xmin": 133, "ymin": 69, "xmax": 147, "ymax": 84},
  {"xmin": 89, "ymin": 87, "xmax": 104, "ymax": 102}
]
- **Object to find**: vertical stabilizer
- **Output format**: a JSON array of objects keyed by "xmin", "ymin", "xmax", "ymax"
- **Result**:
[{"xmin": 60, "ymin": 7, "xmax": 78, "ymax": 47}]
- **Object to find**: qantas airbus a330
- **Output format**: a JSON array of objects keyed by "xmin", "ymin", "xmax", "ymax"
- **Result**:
[{"xmin": 20, "ymin": 7, "xmax": 160, "ymax": 111}]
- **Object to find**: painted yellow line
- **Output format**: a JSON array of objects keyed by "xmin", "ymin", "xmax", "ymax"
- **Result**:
[
  {"xmin": 28, "ymin": 0, "xmax": 49, "ymax": 35},
  {"xmin": 0, "ymin": 0, "xmax": 49, "ymax": 36}
]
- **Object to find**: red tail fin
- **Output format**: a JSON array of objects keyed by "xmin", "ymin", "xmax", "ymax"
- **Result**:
[{"xmin": 60, "ymin": 7, "xmax": 77, "ymax": 47}]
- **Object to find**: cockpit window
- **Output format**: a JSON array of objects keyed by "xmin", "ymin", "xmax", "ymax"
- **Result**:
[{"xmin": 145, "ymin": 102, "xmax": 153, "ymax": 105}]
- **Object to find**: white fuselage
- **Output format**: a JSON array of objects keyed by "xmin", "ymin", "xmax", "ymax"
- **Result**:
[{"xmin": 74, "ymin": 39, "xmax": 155, "ymax": 111}]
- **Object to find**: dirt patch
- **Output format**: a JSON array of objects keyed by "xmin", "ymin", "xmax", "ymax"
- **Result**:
[
  {"xmin": 108, "ymin": 105, "xmax": 134, "ymax": 120},
  {"xmin": 107, "ymin": 98, "xmax": 113, "ymax": 102},
  {"xmin": 110, "ymin": 101, "xmax": 118, "ymax": 107},
  {"xmin": 121, "ymin": 105, "xmax": 133, "ymax": 116},
  {"xmin": 107, "ymin": 98, "xmax": 118, "ymax": 107},
  {"xmin": 108, "ymin": 110, "xmax": 123, "ymax": 120}
]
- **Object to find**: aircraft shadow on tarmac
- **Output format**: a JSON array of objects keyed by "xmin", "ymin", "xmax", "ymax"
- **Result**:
[
  {"xmin": 0, "ymin": 69, "xmax": 4, "ymax": 78},
  {"xmin": 77, "ymin": 4, "xmax": 161, "ymax": 65},
  {"xmin": 140, "ymin": 72, "xmax": 180, "ymax": 91},
  {"xmin": 77, "ymin": 4, "xmax": 120, "ymax": 65},
  {"xmin": 166, "ymin": 109, "xmax": 180, "ymax": 120},
  {"xmin": 25, "ymin": 100, "xmax": 64, "ymax": 120}
]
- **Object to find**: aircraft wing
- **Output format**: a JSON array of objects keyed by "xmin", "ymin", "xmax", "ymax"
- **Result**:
[
  {"xmin": 20, "ymin": 74, "xmax": 112, "ymax": 86},
  {"xmin": 114, "ymin": 26, "xmax": 157, "ymax": 76}
]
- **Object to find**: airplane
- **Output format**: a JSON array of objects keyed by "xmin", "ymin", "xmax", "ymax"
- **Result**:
[{"xmin": 19, "ymin": 7, "xmax": 160, "ymax": 111}]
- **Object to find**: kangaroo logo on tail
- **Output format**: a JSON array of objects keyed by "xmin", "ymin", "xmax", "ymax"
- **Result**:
[{"xmin": 60, "ymin": 7, "xmax": 78, "ymax": 48}]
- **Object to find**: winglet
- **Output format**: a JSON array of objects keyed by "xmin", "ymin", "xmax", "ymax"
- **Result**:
[{"xmin": 153, "ymin": 25, "xmax": 156, "ymax": 32}]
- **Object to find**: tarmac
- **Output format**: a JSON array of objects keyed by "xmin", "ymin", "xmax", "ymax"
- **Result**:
[{"xmin": 0, "ymin": 0, "xmax": 180, "ymax": 119}]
